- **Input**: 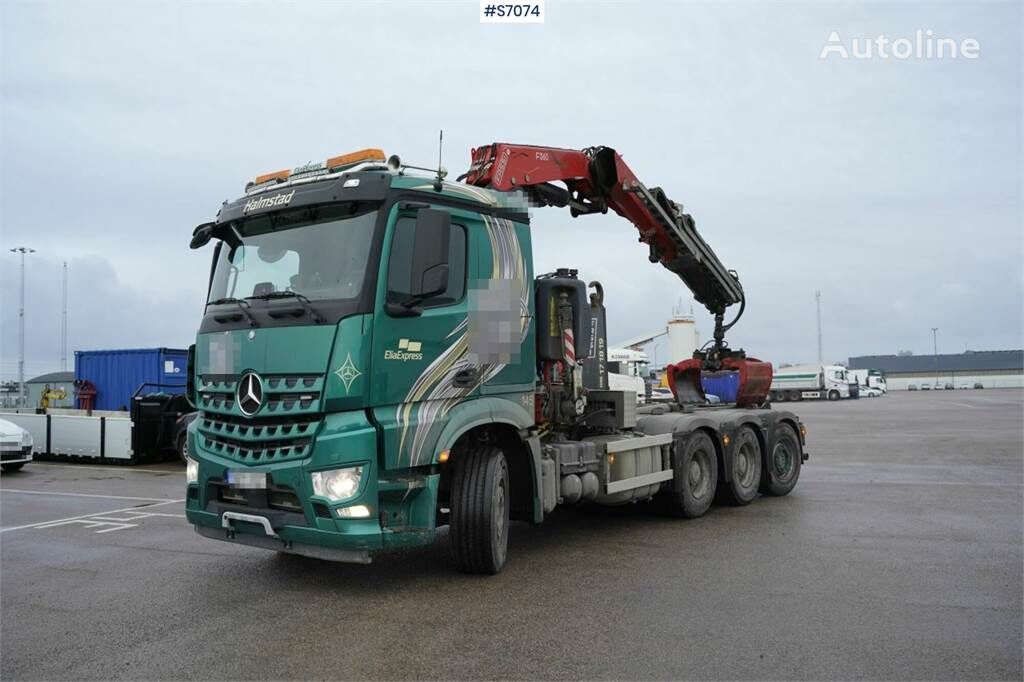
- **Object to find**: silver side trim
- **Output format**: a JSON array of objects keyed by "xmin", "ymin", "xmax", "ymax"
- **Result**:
[
  {"xmin": 606, "ymin": 469, "xmax": 674, "ymax": 494},
  {"xmin": 195, "ymin": 524, "xmax": 372, "ymax": 564},
  {"xmin": 605, "ymin": 433, "xmax": 673, "ymax": 453}
]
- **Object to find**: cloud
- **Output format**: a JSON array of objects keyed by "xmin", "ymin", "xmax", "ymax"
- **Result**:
[
  {"xmin": 1, "ymin": 0, "xmax": 1021, "ymax": 380},
  {"xmin": 0, "ymin": 254, "xmax": 202, "ymax": 380}
]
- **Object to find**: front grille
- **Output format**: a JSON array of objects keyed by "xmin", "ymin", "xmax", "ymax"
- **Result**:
[
  {"xmin": 201, "ymin": 431, "xmax": 313, "ymax": 462},
  {"xmin": 196, "ymin": 372, "xmax": 324, "ymax": 463}
]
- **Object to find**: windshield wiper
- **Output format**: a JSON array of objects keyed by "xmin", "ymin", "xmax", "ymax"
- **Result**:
[
  {"xmin": 208, "ymin": 297, "xmax": 259, "ymax": 327},
  {"xmin": 247, "ymin": 291, "xmax": 327, "ymax": 324}
]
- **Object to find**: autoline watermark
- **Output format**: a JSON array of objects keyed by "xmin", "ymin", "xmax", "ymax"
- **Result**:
[{"xmin": 819, "ymin": 30, "xmax": 980, "ymax": 60}]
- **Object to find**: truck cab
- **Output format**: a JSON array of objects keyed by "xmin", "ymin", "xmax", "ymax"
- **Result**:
[{"xmin": 186, "ymin": 151, "xmax": 539, "ymax": 562}]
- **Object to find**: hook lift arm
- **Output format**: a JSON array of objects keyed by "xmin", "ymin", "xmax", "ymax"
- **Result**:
[{"xmin": 461, "ymin": 143, "xmax": 773, "ymax": 406}]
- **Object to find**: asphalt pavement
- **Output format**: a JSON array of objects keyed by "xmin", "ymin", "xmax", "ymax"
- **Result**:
[{"xmin": 1, "ymin": 389, "xmax": 1021, "ymax": 680}]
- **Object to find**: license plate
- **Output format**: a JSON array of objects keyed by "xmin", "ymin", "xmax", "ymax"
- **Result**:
[{"xmin": 226, "ymin": 471, "xmax": 267, "ymax": 489}]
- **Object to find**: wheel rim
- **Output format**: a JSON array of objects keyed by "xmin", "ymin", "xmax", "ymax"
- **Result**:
[
  {"xmin": 736, "ymin": 442, "xmax": 757, "ymax": 488},
  {"xmin": 772, "ymin": 440, "xmax": 796, "ymax": 482},
  {"xmin": 688, "ymin": 449, "xmax": 712, "ymax": 499}
]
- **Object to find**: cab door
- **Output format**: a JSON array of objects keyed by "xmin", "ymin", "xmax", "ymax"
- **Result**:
[{"xmin": 370, "ymin": 203, "xmax": 478, "ymax": 469}]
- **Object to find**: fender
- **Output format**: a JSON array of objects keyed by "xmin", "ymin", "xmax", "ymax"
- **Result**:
[
  {"xmin": 433, "ymin": 396, "xmax": 534, "ymax": 455},
  {"xmin": 636, "ymin": 410, "xmax": 781, "ymax": 485},
  {"xmin": 434, "ymin": 395, "xmax": 544, "ymax": 522}
]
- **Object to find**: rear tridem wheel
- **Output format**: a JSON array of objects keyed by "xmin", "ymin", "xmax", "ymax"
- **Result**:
[
  {"xmin": 761, "ymin": 424, "xmax": 802, "ymax": 497},
  {"xmin": 719, "ymin": 426, "xmax": 762, "ymax": 505},
  {"xmin": 661, "ymin": 431, "xmax": 719, "ymax": 518}
]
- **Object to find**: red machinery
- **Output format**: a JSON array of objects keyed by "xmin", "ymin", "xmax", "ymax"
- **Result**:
[
  {"xmin": 462, "ymin": 143, "xmax": 772, "ymax": 406},
  {"xmin": 74, "ymin": 379, "xmax": 97, "ymax": 412}
]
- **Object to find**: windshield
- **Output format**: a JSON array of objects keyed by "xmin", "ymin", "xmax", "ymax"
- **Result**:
[{"xmin": 207, "ymin": 203, "xmax": 378, "ymax": 304}]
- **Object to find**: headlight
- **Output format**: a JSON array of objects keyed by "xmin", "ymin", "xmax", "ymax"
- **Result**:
[
  {"xmin": 21, "ymin": 430, "xmax": 32, "ymax": 448},
  {"xmin": 311, "ymin": 466, "xmax": 363, "ymax": 502},
  {"xmin": 185, "ymin": 457, "xmax": 199, "ymax": 484}
]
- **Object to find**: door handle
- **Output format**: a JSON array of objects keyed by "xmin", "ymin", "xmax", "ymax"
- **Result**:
[{"xmin": 452, "ymin": 366, "xmax": 480, "ymax": 388}]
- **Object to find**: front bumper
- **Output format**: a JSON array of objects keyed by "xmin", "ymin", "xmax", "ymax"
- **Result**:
[
  {"xmin": 1, "ymin": 445, "xmax": 33, "ymax": 465},
  {"xmin": 194, "ymin": 519, "xmax": 373, "ymax": 564},
  {"xmin": 185, "ymin": 431, "xmax": 439, "ymax": 559}
]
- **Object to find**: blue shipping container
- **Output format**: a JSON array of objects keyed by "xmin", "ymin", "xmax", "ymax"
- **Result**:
[
  {"xmin": 701, "ymin": 371, "xmax": 740, "ymax": 403},
  {"xmin": 75, "ymin": 348, "xmax": 188, "ymax": 411}
]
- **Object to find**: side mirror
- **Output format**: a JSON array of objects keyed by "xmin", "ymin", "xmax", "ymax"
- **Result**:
[
  {"xmin": 409, "ymin": 209, "xmax": 450, "ymax": 298},
  {"xmin": 186, "ymin": 344, "xmax": 196, "ymax": 408},
  {"xmin": 190, "ymin": 223, "xmax": 215, "ymax": 249}
]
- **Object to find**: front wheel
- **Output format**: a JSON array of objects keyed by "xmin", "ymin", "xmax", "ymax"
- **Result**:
[
  {"xmin": 176, "ymin": 433, "xmax": 188, "ymax": 464},
  {"xmin": 450, "ymin": 446, "xmax": 510, "ymax": 575},
  {"xmin": 827, "ymin": 390, "xmax": 840, "ymax": 401},
  {"xmin": 761, "ymin": 424, "xmax": 802, "ymax": 497},
  {"xmin": 1, "ymin": 462, "xmax": 26, "ymax": 473}
]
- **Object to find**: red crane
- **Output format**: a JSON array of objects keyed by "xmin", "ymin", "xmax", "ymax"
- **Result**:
[{"xmin": 461, "ymin": 143, "xmax": 773, "ymax": 406}]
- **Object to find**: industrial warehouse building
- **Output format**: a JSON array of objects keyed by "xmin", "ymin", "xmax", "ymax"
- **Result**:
[
  {"xmin": 849, "ymin": 350, "xmax": 1024, "ymax": 390},
  {"xmin": 25, "ymin": 371, "xmax": 75, "ymax": 409}
]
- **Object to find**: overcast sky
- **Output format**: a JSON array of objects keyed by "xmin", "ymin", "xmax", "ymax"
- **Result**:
[{"xmin": 1, "ymin": 0, "xmax": 1021, "ymax": 381}]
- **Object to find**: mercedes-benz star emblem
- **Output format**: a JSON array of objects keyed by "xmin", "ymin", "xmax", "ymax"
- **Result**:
[{"xmin": 236, "ymin": 372, "xmax": 264, "ymax": 416}]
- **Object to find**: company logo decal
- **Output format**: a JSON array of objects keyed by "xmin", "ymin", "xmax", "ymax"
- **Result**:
[
  {"xmin": 243, "ymin": 190, "xmax": 295, "ymax": 214},
  {"xmin": 385, "ymin": 338, "xmax": 424, "ymax": 362},
  {"xmin": 236, "ymin": 372, "xmax": 264, "ymax": 416},
  {"xmin": 334, "ymin": 353, "xmax": 363, "ymax": 393}
]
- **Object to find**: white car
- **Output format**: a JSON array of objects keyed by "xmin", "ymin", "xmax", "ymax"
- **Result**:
[
  {"xmin": 859, "ymin": 386, "xmax": 883, "ymax": 397},
  {"xmin": 0, "ymin": 418, "xmax": 33, "ymax": 473}
]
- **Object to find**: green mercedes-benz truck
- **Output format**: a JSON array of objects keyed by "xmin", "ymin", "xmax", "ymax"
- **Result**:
[{"xmin": 184, "ymin": 145, "xmax": 807, "ymax": 574}]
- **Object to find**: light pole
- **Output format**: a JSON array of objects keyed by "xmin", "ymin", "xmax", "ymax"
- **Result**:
[
  {"xmin": 815, "ymin": 290, "xmax": 823, "ymax": 365},
  {"xmin": 10, "ymin": 247, "xmax": 36, "ymax": 407},
  {"xmin": 931, "ymin": 327, "xmax": 939, "ymax": 386}
]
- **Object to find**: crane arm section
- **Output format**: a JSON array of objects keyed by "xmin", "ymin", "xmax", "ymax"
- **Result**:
[{"xmin": 462, "ymin": 143, "xmax": 744, "ymax": 317}]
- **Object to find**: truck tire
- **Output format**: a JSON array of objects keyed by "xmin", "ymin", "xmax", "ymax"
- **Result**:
[
  {"xmin": 177, "ymin": 433, "xmax": 188, "ymax": 464},
  {"xmin": 721, "ymin": 426, "xmax": 761, "ymax": 505},
  {"xmin": 1, "ymin": 463, "xmax": 26, "ymax": 473},
  {"xmin": 450, "ymin": 446, "xmax": 510, "ymax": 575},
  {"xmin": 761, "ymin": 424, "xmax": 801, "ymax": 497},
  {"xmin": 663, "ymin": 431, "xmax": 718, "ymax": 518},
  {"xmin": 827, "ymin": 390, "xmax": 840, "ymax": 401}
]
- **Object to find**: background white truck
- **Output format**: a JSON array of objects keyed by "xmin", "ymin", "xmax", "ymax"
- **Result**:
[
  {"xmin": 847, "ymin": 368, "xmax": 887, "ymax": 394},
  {"xmin": 770, "ymin": 364, "xmax": 851, "ymax": 401},
  {"xmin": 607, "ymin": 347, "xmax": 650, "ymax": 402}
]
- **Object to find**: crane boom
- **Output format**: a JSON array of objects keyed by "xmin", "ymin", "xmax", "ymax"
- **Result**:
[
  {"xmin": 462, "ymin": 142, "xmax": 773, "ymax": 406},
  {"xmin": 462, "ymin": 143, "xmax": 744, "ymax": 316}
]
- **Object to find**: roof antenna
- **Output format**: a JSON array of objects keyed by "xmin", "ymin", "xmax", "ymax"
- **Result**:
[{"xmin": 434, "ymin": 129, "xmax": 447, "ymax": 191}]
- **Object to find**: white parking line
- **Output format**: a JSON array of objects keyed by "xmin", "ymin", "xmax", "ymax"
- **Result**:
[
  {"xmin": 26, "ymin": 463, "xmax": 183, "ymax": 475},
  {"xmin": 0, "ymin": 489, "xmax": 176, "ymax": 502},
  {"xmin": 0, "ymin": 499, "xmax": 184, "ymax": 534}
]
